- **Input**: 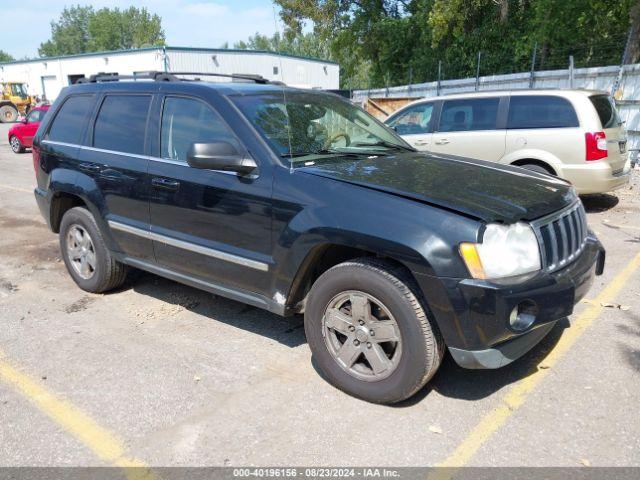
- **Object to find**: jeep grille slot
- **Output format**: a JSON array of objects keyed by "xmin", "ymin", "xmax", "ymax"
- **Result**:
[{"xmin": 532, "ymin": 202, "xmax": 588, "ymax": 273}]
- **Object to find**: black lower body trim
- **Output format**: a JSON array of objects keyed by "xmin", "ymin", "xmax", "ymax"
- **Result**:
[
  {"xmin": 119, "ymin": 256, "xmax": 286, "ymax": 316},
  {"xmin": 448, "ymin": 321, "xmax": 557, "ymax": 369}
]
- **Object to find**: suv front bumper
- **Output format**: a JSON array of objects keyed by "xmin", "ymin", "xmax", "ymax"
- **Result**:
[{"xmin": 416, "ymin": 235, "xmax": 604, "ymax": 369}]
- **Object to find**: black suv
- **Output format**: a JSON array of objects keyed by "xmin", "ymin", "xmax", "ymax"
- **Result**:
[{"xmin": 33, "ymin": 72, "xmax": 605, "ymax": 404}]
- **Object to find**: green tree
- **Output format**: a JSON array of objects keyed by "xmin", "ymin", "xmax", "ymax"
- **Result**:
[
  {"xmin": 39, "ymin": 5, "xmax": 93, "ymax": 56},
  {"xmin": 523, "ymin": 0, "xmax": 632, "ymax": 69},
  {"xmin": 38, "ymin": 5, "xmax": 165, "ymax": 57},
  {"xmin": 0, "ymin": 50, "xmax": 14, "ymax": 63},
  {"xmin": 234, "ymin": 31, "xmax": 332, "ymax": 60},
  {"xmin": 629, "ymin": 0, "xmax": 640, "ymax": 63},
  {"xmin": 274, "ymin": 0, "xmax": 633, "ymax": 89},
  {"xmin": 274, "ymin": 0, "xmax": 427, "ymax": 88},
  {"xmin": 88, "ymin": 7, "xmax": 165, "ymax": 51}
]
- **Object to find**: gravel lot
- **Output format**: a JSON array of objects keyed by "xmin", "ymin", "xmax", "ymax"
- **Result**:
[{"xmin": 0, "ymin": 121, "xmax": 639, "ymax": 469}]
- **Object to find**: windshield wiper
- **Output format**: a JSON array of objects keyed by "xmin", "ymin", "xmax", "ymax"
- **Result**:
[
  {"xmin": 281, "ymin": 149, "xmax": 339, "ymax": 158},
  {"xmin": 351, "ymin": 140, "xmax": 415, "ymax": 152},
  {"xmin": 283, "ymin": 149, "xmax": 382, "ymax": 161}
]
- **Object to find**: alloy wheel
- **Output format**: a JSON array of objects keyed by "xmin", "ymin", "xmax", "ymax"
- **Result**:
[
  {"xmin": 10, "ymin": 137, "xmax": 21, "ymax": 153},
  {"xmin": 322, "ymin": 290, "xmax": 402, "ymax": 382},
  {"xmin": 66, "ymin": 224, "xmax": 97, "ymax": 280}
]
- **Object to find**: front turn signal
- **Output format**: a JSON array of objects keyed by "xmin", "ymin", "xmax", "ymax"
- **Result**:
[{"xmin": 459, "ymin": 243, "xmax": 486, "ymax": 280}]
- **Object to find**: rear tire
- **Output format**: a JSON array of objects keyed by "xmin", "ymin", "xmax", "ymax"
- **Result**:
[
  {"xmin": 519, "ymin": 163, "xmax": 554, "ymax": 175},
  {"xmin": 0, "ymin": 105, "xmax": 18, "ymax": 123},
  {"xmin": 59, "ymin": 207, "xmax": 128, "ymax": 293},
  {"xmin": 304, "ymin": 258, "xmax": 444, "ymax": 404},
  {"xmin": 9, "ymin": 135, "xmax": 25, "ymax": 153}
]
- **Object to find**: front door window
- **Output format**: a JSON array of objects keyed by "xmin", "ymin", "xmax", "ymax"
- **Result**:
[{"xmin": 160, "ymin": 96, "xmax": 240, "ymax": 163}]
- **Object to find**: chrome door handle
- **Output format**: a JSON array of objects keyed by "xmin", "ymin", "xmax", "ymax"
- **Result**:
[
  {"xmin": 414, "ymin": 140, "xmax": 430, "ymax": 146},
  {"xmin": 434, "ymin": 138, "xmax": 449, "ymax": 145}
]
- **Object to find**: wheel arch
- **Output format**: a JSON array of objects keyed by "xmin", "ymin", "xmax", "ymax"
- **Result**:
[
  {"xmin": 49, "ymin": 191, "xmax": 88, "ymax": 233},
  {"xmin": 510, "ymin": 158, "xmax": 557, "ymax": 175},
  {"xmin": 281, "ymin": 240, "xmax": 428, "ymax": 314},
  {"xmin": 47, "ymin": 169, "xmax": 109, "ymax": 237},
  {"xmin": 500, "ymin": 149, "xmax": 564, "ymax": 176}
]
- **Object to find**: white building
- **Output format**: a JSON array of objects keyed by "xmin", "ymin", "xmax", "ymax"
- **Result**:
[{"xmin": 0, "ymin": 46, "xmax": 340, "ymax": 101}]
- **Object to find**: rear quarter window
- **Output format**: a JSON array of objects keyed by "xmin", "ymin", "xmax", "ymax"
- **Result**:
[
  {"xmin": 507, "ymin": 95, "xmax": 578, "ymax": 129},
  {"xmin": 93, "ymin": 95, "xmax": 152, "ymax": 155},
  {"xmin": 47, "ymin": 95, "xmax": 95, "ymax": 144},
  {"xmin": 589, "ymin": 95, "xmax": 621, "ymax": 129}
]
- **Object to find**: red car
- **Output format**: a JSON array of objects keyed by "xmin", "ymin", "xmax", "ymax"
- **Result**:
[{"xmin": 8, "ymin": 105, "xmax": 50, "ymax": 153}]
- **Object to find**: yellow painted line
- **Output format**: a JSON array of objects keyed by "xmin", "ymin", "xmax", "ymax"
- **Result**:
[
  {"xmin": 0, "ymin": 183, "xmax": 32, "ymax": 194},
  {"xmin": 431, "ymin": 250, "xmax": 640, "ymax": 474},
  {"xmin": 0, "ymin": 353, "xmax": 158, "ymax": 479}
]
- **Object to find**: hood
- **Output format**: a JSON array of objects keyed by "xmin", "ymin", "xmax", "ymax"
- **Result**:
[{"xmin": 299, "ymin": 151, "xmax": 576, "ymax": 223}]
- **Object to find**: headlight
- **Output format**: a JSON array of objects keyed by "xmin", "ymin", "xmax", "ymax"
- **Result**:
[{"xmin": 459, "ymin": 222, "xmax": 541, "ymax": 280}]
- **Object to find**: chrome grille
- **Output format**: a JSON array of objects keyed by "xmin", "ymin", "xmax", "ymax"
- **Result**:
[{"xmin": 531, "ymin": 202, "xmax": 588, "ymax": 273}]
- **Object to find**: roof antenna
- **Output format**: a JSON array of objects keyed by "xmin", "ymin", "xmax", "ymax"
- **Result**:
[{"xmin": 272, "ymin": 4, "xmax": 295, "ymax": 174}]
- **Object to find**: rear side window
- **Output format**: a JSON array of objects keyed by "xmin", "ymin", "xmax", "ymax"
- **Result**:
[
  {"xmin": 160, "ymin": 96, "xmax": 238, "ymax": 163},
  {"xmin": 26, "ymin": 109, "xmax": 46, "ymax": 123},
  {"xmin": 387, "ymin": 103, "xmax": 434, "ymax": 135},
  {"xmin": 438, "ymin": 98, "xmax": 500, "ymax": 132},
  {"xmin": 93, "ymin": 95, "xmax": 151, "ymax": 155},
  {"xmin": 589, "ymin": 95, "xmax": 620, "ymax": 129},
  {"xmin": 507, "ymin": 95, "xmax": 578, "ymax": 129},
  {"xmin": 47, "ymin": 95, "xmax": 94, "ymax": 144}
]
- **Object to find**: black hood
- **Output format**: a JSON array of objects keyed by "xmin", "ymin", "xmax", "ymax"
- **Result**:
[{"xmin": 299, "ymin": 151, "xmax": 576, "ymax": 223}]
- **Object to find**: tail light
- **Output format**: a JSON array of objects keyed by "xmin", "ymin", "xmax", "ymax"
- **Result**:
[
  {"xmin": 32, "ymin": 145, "xmax": 41, "ymax": 174},
  {"xmin": 585, "ymin": 131, "xmax": 607, "ymax": 161}
]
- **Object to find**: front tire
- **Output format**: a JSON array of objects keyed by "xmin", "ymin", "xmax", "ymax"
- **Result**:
[
  {"xmin": 305, "ymin": 258, "xmax": 444, "ymax": 404},
  {"xmin": 10, "ymin": 135, "xmax": 25, "ymax": 153},
  {"xmin": 59, "ymin": 207, "xmax": 128, "ymax": 293}
]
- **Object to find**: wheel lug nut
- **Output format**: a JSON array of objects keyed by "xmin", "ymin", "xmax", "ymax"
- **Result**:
[
  {"xmin": 358, "ymin": 320, "xmax": 365, "ymax": 325},
  {"xmin": 369, "ymin": 330, "xmax": 375, "ymax": 336},
  {"xmin": 366, "ymin": 342, "xmax": 372, "ymax": 349},
  {"xmin": 348, "ymin": 326, "xmax": 355, "ymax": 332},
  {"xmin": 354, "ymin": 339, "xmax": 360, "ymax": 346}
]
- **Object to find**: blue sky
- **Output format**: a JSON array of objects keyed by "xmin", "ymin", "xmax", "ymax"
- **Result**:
[{"xmin": 2, "ymin": 0, "xmax": 282, "ymax": 59}]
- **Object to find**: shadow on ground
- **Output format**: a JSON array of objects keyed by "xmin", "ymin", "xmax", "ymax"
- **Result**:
[
  {"xmin": 310, "ymin": 319, "xmax": 569, "ymax": 406},
  {"xmin": 617, "ymin": 310, "xmax": 640, "ymax": 374},
  {"xmin": 123, "ymin": 269, "xmax": 571, "ymax": 404},
  {"xmin": 581, "ymin": 193, "xmax": 619, "ymax": 213},
  {"xmin": 396, "ymin": 318, "xmax": 571, "ymax": 406},
  {"xmin": 125, "ymin": 270, "xmax": 306, "ymax": 348}
]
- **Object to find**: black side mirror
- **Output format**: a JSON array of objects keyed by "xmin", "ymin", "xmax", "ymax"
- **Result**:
[{"xmin": 186, "ymin": 142, "xmax": 257, "ymax": 175}]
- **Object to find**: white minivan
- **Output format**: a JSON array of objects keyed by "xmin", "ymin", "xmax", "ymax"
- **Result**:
[{"xmin": 385, "ymin": 89, "xmax": 631, "ymax": 194}]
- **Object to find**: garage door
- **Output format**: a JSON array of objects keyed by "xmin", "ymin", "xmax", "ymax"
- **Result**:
[{"xmin": 41, "ymin": 76, "xmax": 61, "ymax": 102}]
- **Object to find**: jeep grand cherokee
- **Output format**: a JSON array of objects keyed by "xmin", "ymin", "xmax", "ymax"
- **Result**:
[{"xmin": 32, "ymin": 72, "xmax": 605, "ymax": 404}]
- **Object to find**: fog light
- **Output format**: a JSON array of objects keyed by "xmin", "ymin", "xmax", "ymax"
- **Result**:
[{"xmin": 509, "ymin": 301, "xmax": 537, "ymax": 331}]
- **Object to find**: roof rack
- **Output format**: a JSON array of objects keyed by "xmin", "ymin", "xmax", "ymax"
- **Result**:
[{"xmin": 76, "ymin": 71, "xmax": 279, "ymax": 85}]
